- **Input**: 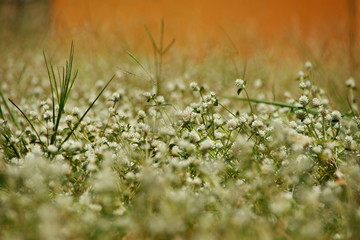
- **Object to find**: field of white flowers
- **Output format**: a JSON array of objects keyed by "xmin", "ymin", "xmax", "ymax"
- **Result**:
[{"xmin": 0, "ymin": 40, "xmax": 359, "ymax": 240}]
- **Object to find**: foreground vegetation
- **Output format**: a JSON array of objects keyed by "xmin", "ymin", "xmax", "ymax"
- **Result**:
[{"xmin": 0, "ymin": 42, "xmax": 359, "ymax": 240}]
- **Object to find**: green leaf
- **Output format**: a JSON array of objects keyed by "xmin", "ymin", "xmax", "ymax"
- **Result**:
[{"xmin": 237, "ymin": 88, "xmax": 243, "ymax": 95}]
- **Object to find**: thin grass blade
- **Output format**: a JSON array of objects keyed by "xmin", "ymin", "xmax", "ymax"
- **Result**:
[
  {"xmin": 0, "ymin": 89, "xmax": 20, "ymax": 128},
  {"xmin": 8, "ymin": 98, "xmax": 44, "ymax": 146}
]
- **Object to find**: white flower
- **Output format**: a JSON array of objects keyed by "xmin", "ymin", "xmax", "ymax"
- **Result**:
[
  {"xmin": 299, "ymin": 95, "xmax": 309, "ymax": 106},
  {"xmin": 72, "ymin": 107, "xmax": 81, "ymax": 116},
  {"xmin": 312, "ymin": 145, "xmax": 322, "ymax": 154},
  {"xmin": 214, "ymin": 131, "xmax": 225, "ymax": 140},
  {"xmin": 299, "ymin": 82, "xmax": 307, "ymax": 89},
  {"xmin": 65, "ymin": 115, "xmax": 74, "ymax": 124},
  {"xmin": 46, "ymin": 121, "xmax": 54, "ymax": 131},
  {"xmin": 235, "ymin": 79, "xmax": 245, "ymax": 88},
  {"xmin": 156, "ymin": 96, "xmax": 165, "ymax": 104},
  {"xmin": 311, "ymin": 98, "xmax": 321, "ymax": 107},
  {"xmin": 298, "ymin": 71, "xmax": 305, "ymax": 78},
  {"xmin": 305, "ymin": 61, "xmax": 312, "ymax": 69},
  {"xmin": 181, "ymin": 107, "xmax": 193, "ymax": 122},
  {"xmin": 289, "ymin": 121, "xmax": 297, "ymax": 128},
  {"xmin": 227, "ymin": 118, "xmax": 239, "ymax": 130},
  {"xmin": 47, "ymin": 145, "xmax": 58, "ymax": 153},
  {"xmin": 137, "ymin": 110, "xmax": 146, "ymax": 119},
  {"xmin": 303, "ymin": 118, "xmax": 311, "ymax": 125},
  {"xmin": 189, "ymin": 130, "xmax": 200, "ymax": 143},
  {"xmin": 111, "ymin": 92, "xmax": 121, "ymax": 101},
  {"xmin": 214, "ymin": 142, "xmax": 223, "ymax": 149},
  {"xmin": 314, "ymin": 122, "xmax": 322, "ymax": 130},
  {"xmin": 251, "ymin": 120, "xmax": 264, "ymax": 129},
  {"xmin": 199, "ymin": 138, "xmax": 215, "ymax": 151},
  {"xmin": 171, "ymin": 146, "xmax": 181, "ymax": 156},
  {"xmin": 143, "ymin": 91, "xmax": 152, "ymax": 98},
  {"xmin": 345, "ymin": 77, "xmax": 356, "ymax": 88},
  {"xmin": 331, "ymin": 111, "xmax": 341, "ymax": 121},
  {"xmin": 190, "ymin": 82, "xmax": 199, "ymax": 91}
]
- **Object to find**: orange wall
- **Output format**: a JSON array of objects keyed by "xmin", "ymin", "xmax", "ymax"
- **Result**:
[{"xmin": 51, "ymin": 0, "xmax": 358, "ymax": 52}]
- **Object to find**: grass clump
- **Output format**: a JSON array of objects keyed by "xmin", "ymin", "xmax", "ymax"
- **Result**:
[{"xmin": 1, "ymin": 43, "xmax": 114, "ymax": 160}]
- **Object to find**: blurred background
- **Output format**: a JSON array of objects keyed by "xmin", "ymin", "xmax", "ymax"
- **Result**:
[
  {"xmin": 0, "ymin": 0, "xmax": 359, "ymax": 106},
  {"xmin": 1, "ymin": 0, "xmax": 358, "ymax": 54}
]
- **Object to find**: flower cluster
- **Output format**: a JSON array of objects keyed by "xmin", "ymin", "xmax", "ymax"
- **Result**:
[{"xmin": 0, "ymin": 55, "xmax": 359, "ymax": 240}]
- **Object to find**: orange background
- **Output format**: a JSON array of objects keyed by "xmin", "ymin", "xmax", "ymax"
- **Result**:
[{"xmin": 51, "ymin": 0, "xmax": 359, "ymax": 54}]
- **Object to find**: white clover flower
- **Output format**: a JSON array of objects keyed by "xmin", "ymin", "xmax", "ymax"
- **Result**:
[
  {"xmin": 111, "ymin": 92, "xmax": 121, "ymax": 102},
  {"xmin": 47, "ymin": 145, "xmax": 58, "ymax": 153},
  {"xmin": 214, "ymin": 142, "xmax": 223, "ymax": 149},
  {"xmin": 214, "ymin": 118, "xmax": 224, "ymax": 126},
  {"xmin": 190, "ymin": 82, "xmax": 199, "ymax": 91},
  {"xmin": 299, "ymin": 82, "xmax": 307, "ymax": 89},
  {"xmin": 298, "ymin": 71, "xmax": 305, "ymax": 78},
  {"xmin": 227, "ymin": 118, "xmax": 239, "ymax": 130},
  {"xmin": 305, "ymin": 61, "xmax": 313, "ymax": 69},
  {"xmin": 311, "ymin": 98, "xmax": 321, "ymax": 107},
  {"xmin": 325, "ymin": 114, "xmax": 332, "ymax": 121},
  {"xmin": 258, "ymin": 130, "xmax": 266, "ymax": 137},
  {"xmin": 312, "ymin": 145, "xmax": 322, "ymax": 154},
  {"xmin": 321, "ymin": 148, "xmax": 332, "ymax": 160},
  {"xmin": 29, "ymin": 110, "xmax": 37, "ymax": 118},
  {"xmin": 314, "ymin": 122, "xmax": 322, "ymax": 130},
  {"xmin": 156, "ymin": 96, "xmax": 165, "ymax": 104},
  {"xmin": 72, "ymin": 107, "xmax": 81, "ymax": 116},
  {"xmin": 251, "ymin": 120, "xmax": 264, "ymax": 129},
  {"xmin": 239, "ymin": 115, "xmax": 247, "ymax": 123},
  {"xmin": 65, "ymin": 115, "xmax": 74, "ymax": 124},
  {"xmin": 171, "ymin": 145, "xmax": 181, "ymax": 156},
  {"xmin": 43, "ymin": 110, "xmax": 52, "ymax": 120},
  {"xmin": 296, "ymin": 125, "xmax": 305, "ymax": 133},
  {"xmin": 189, "ymin": 130, "xmax": 200, "ymax": 143},
  {"xmin": 331, "ymin": 111, "xmax": 341, "ymax": 121},
  {"xmin": 46, "ymin": 121, "xmax": 54, "ymax": 131},
  {"xmin": 214, "ymin": 131, "xmax": 225, "ymax": 140},
  {"xmin": 199, "ymin": 138, "xmax": 215, "ymax": 151},
  {"xmin": 181, "ymin": 107, "xmax": 193, "ymax": 122},
  {"xmin": 345, "ymin": 135, "xmax": 353, "ymax": 142},
  {"xmin": 143, "ymin": 91, "xmax": 152, "ymax": 98},
  {"xmin": 344, "ymin": 136, "xmax": 355, "ymax": 149},
  {"xmin": 295, "ymin": 110, "xmax": 306, "ymax": 120},
  {"xmin": 137, "ymin": 110, "xmax": 146, "ymax": 119},
  {"xmin": 303, "ymin": 118, "xmax": 311, "ymax": 125},
  {"xmin": 258, "ymin": 143, "xmax": 266, "ymax": 152},
  {"xmin": 235, "ymin": 79, "xmax": 245, "ymax": 88},
  {"xmin": 289, "ymin": 121, "xmax": 297, "ymax": 128},
  {"xmin": 345, "ymin": 77, "xmax": 356, "ymax": 88},
  {"xmin": 299, "ymin": 95, "xmax": 309, "ymax": 106}
]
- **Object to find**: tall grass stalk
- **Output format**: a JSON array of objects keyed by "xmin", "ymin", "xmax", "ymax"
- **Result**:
[{"xmin": 144, "ymin": 19, "xmax": 175, "ymax": 96}]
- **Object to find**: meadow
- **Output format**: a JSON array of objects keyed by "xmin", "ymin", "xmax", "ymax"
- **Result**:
[{"xmin": 0, "ymin": 8, "xmax": 360, "ymax": 239}]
